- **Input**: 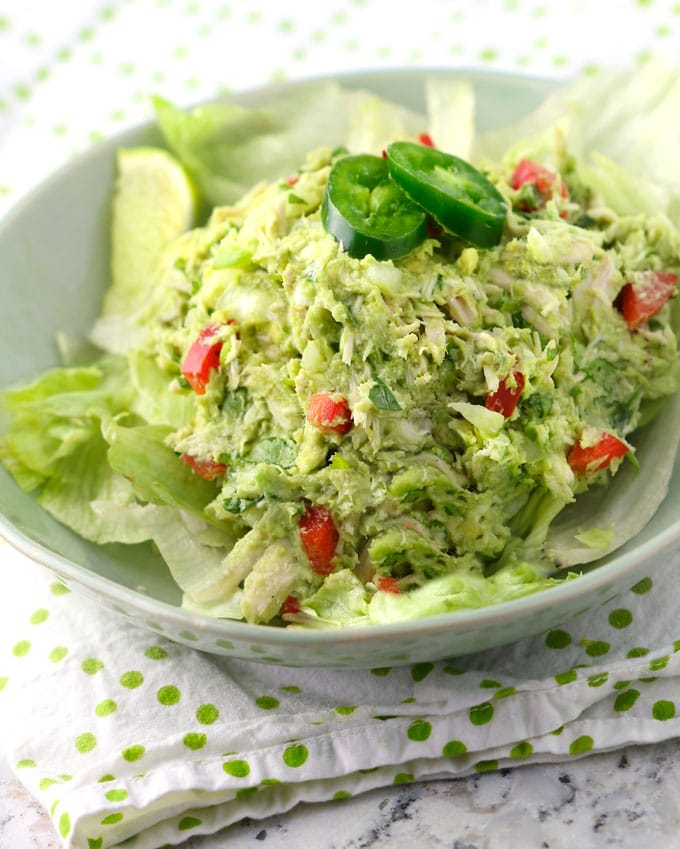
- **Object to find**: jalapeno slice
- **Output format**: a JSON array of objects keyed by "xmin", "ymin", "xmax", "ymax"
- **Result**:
[
  {"xmin": 322, "ymin": 154, "xmax": 427, "ymax": 261},
  {"xmin": 385, "ymin": 141, "xmax": 508, "ymax": 248}
]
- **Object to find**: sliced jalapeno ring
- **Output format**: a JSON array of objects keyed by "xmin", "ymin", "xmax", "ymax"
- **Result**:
[
  {"xmin": 322, "ymin": 153, "xmax": 428, "ymax": 261},
  {"xmin": 385, "ymin": 141, "xmax": 508, "ymax": 248}
]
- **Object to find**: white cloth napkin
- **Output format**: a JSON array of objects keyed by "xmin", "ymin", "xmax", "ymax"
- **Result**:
[{"xmin": 3, "ymin": 537, "xmax": 680, "ymax": 849}]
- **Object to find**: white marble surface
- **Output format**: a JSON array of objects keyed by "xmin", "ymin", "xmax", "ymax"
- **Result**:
[{"xmin": 3, "ymin": 740, "xmax": 680, "ymax": 848}]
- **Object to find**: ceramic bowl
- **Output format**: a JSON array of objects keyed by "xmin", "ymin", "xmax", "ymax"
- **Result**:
[{"xmin": 1, "ymin": 69, "xmax": 679, "ymax": 667}]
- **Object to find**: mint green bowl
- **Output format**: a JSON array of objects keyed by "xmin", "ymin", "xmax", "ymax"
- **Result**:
[{"xmin": 1, "ymin": 69, "xmax": 679, "ymax": 667}]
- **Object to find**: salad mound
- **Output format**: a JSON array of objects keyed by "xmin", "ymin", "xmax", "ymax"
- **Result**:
[{"xmin": 2, "ymin": 67, "xmax": 680, "ymax": 629}]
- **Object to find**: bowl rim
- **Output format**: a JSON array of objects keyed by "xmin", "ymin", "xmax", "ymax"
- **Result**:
[{"xmin": 1, "ymin": 65, "xmax": 679, "ymax": 650}]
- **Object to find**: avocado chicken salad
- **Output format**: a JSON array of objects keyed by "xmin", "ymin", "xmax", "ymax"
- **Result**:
[{"xmin": 2, "ymin": 66, "xmax": 680, "ymax": 628}]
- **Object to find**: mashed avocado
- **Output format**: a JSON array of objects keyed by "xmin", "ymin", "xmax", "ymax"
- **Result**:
[{"xmin": 131, "ymin": 141, "xmax": 679, "ymax": 625}]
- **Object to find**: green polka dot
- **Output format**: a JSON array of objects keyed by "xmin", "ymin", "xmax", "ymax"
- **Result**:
[
  {"xmin": 157, "ymin": 685, "xmax": 181, "ymax": 706},
  {"xmin": 393, "ymin": 772, "xmax": 413, "ymax": 784},
  {"xmin": 407, "ymin": 720, "xmax": 432, "ymax": 742},
  {"xmin": 333, "ymin": 789, "xmax": 352, "ymax": 800},
  {"xmin": 442, "ymin": 740, "xmax": 467, "ymax": 757},
  {"xmin": 75, "ymin": 733, "xmax": 97, "ymax": 754},
  {"xmin": 178, "ymin": 816, "xmax": 202, "ymax": 831},
  {"xmin": 613, "ymin": 679, "xmax": 632, "ymax": 690},
  {"xmin": 480, "ymin": 679, "xmax": 501, "ymax": 689},
  {"xmin": 49, "ymin": 647, "xmax": 68, "ymax": 663},
  {"xmin": 81, "ymin": 658, "xmax": 104, "ymax": 675},
  {"xmin": 13, "ymin": 640, "xmax": 31, "ymax": 657},
  {"xmin": 652, "ymin": 700, "xmax": 676, "ymax": 721},
  {"xmin": 95, "ymin": 699, "xmax": 117, "ymax": 717},
  {"xmin": 411, "ymin": 662, "xmax": 434, "ymax": 681},
  {"xmin": 183, "ymin": 733, "xmax": 206, "ymax": 750},
  {"xmin": 442, "ymin": 665, "xmax": 465, "ymax": 675},
  {"xmin": 40, "ymin": 778, "xmax": 58, "ymax": 791},
  {"xmin": 196, "ymin": 704, "xmax": 219, "ymax": 724},
  {"xmin": 59, "ymin": 812, "xmax": 71, "ymax": 837},
  {"xmin": 120, "ymin": 671, "xmax": 144, "ymax": 689},
  {"xmin": 282, "ymin": 744, "xmax": 308, "ymax": 768},
  {"xmin": 215, "ymin": 639, "xmax": 234, "ymax": 650},
  {"xmin": 144, "ymin": 646, "xmax": 168, "ymax": 660},
  {"xmin": 649, "ymin": 655, "xmax": 669, "ymax": 672},
  {"xmin": 608, "ymin": 609, "xmax": 633, "ymax": 629},
  {"xmin": 494, "ymin": 687, "xmax": 517, "ymax": 699},
  {"xmin": 582, "ymin": 640, "xmax": 610, "ymax": 658},
  {"xmin": 101, "ymin": 813, "xmax": 123, "ymax": 826},
  {"xmin": 0, "ymin": 16, "xmax": 10, "ymax": 31},
  {"xmin": 334, "ymin": 705, "xmax": 356, "ymax": 715},
  {"xmin": 105, "ymin": 789, "xmax": 128, "ymax": 802},
  {"xmin": 479, "ymin": 47, "xmax": 498, "ymax": 62},
  {"xmin": 17, "ymin": 759, "xmax": 36, "ymax": 768},
  {"xmin": 587, "ymin": 672, "xmax": 609, "ymax": 688},
  {"xmin": 179, "ymin": 630, "xmax": 198, "ymax": 642},
  {"xmin": 469, "ymin": 702, "xmax": 494, "ymax": 725},
  {"xmin": 98, "ymin": 774, "xmax": 115, "ymax": 783},
  {"xmin": 50, "ymin": 581, "xmax": 70, "ymax": 595},
  {"xmin": 371, "ymin": 667, "xmax": 391, "ymax": 676},
  {"xmin": 510, "ymin": 741, "xmax": 534, "ymax": 758},
  {"xmin": 236, "ymin": 786, "xmax": 258, "ymax": 799},
  {"xmin": 223, "ymin": 759, "xmax": 250, "ymax": 777},
  {"xmin": 614, "ymin": 689, "xmax": 640, "ymax": 712},
  {"xmin": 88, "ymin": 838, "xmax": 103, "ymax": 849},
  {"xmin": 0, "ymin": 677, "xmax": 8, "ymax": 692},
  {"xmin": 628, "ymin": 646, "xmax": 649, "ymax": 658},
  {"xmin": 631, "ymin": 577, "xmax": 652, "ymax": 594},
  {"xmin": 29, "ymin": 608, "xmax": 49, "ymax": 625},
  {"xmin": 121, "ymin": 745, "xmax": 145, "ymax": 762},
  {"xmin": 256, "ymin": 695, "xmax": 280, "ymax": 710},
  {"xmin": 569, "ymin": 735, "xmax": 594, "ymax": 755}
]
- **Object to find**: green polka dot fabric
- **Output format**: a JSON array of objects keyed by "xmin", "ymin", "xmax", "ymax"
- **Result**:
[
  {"xmin": 1, "ymin": 2, "xmax": 680, "ymax": 847},
  {"xmin": 3, "ymin": 540, "xmax": 680, "ymax": 849}
]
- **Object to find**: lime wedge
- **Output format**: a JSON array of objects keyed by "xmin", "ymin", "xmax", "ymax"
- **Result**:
[{"xmin": 103, "ymin": 146, "xmax": 197, "ymax": 321}]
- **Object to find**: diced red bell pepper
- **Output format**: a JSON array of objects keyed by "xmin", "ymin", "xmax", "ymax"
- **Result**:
[
  {"xmin": 485, "ymin": 371, "xmax": 525, "ymax": 418},
  {"xmin": 281, "ymin": 595, "xmax": 301, "ymax": 615},
  {"xmin": 418, "ymin": 132, "xmax": 435, "ymax": 148},
  {"xmin": 307, "ymin": 393, "xmax": 353, "ymax": 435},
  {"xmin": 511, "ymin": 158, "xmax": 569, "ymax": 211},
  {"xmin": 181, "ymin": 323, "xmax": 223, "ymax": 395},
  {"xmin": 376, "ymin": 576, "xmax": 401, "ymax": 594},
  {"xmin": 180, "ymin": 453, "xmax": 228, "ymax": 480},
  {"xmin": 616, "ymin": 271, "xmax": 678, "ymax": 330},
  {"xmin": 567, "ymin": 431, "xmax": 629, "ymax": 476},
  {"xmin": 298, "ymin": 504, "xmax": 339, "ymax": 576}
]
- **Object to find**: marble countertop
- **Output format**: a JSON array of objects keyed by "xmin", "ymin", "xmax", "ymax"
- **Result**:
[{"xmin": 3, "ymin": 740, "xmax": 679, "ymax": 848}]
